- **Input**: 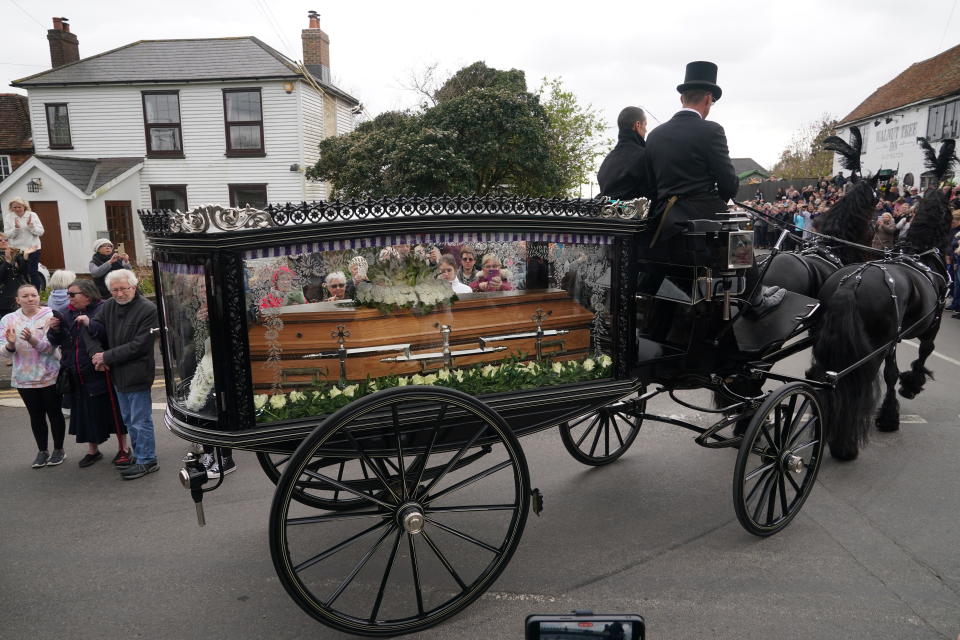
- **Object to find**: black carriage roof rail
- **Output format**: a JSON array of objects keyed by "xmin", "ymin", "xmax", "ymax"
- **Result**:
[{"xmin": 138, "ymin": 196, "xmax": 651, "ymax": 237}]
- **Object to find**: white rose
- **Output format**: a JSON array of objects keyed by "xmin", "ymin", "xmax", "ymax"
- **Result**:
[
  {"xmin": 411, "ymin": 374, "xmax": 425, "ymax": 385},
  {"xmin": 599, "ymin": 354, "xmax": 612, "ymax": 368},
  {"xmin": 552, "ymin": 362, "xmax": 563, "ymax": 374},
  {"xmin": 369, "ymin": 380, "xmax": 378, "ymax": 391},
  {"xmin": 311, "ymin": 390, "xmax": 324, "ymax": 399},
  {"xmin": 288, "ymin": 390, "xmax": 306, "ymax": 402},
  {"xmin": 481, "ymin": 365, "xmax": 498, "ymax": 378},
  {"xmin": 343, "ymin": 384, "xmax": 358, "ymax": 398},
  {"xmin": 582, "ymin": 358, "xmax": 596, "ymax": 372},
  {"xmin": 453, "ymin": 370, "xmax": 464, "ymax": 382},
  {"xmin": 438, "ymin": 369, "xmax": 451, "ymax": 381},
  {"xmin": 328, "ymin": 387, "xmax": 342, "ymax": 398},
  {"xmin": 253, "ymin": 394, "xmax": 268, "ymax": 410},
  {"xmin": 269, "ymin": 394, "xmax": 287, "ymax": 409},
  {"xmin": 422, "ymin": 374, "xmax": 438, "ymax": 385},
  {"xmin": 397, "ymin": 376, "xmax": 409, "ymax": 386}
]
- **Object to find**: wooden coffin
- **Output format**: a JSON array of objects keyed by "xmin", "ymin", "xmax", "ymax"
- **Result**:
[{"xmin": 248, "ymin": 289, "xmax": 595, "ymax": 389}]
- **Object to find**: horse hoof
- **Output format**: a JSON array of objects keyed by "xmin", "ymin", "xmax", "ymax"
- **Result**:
[
  {"xmin": 898, "ymin": 388, "xmax": 917, "ymax": 400},
  {"xmin": 829, "ymin": 445, "xmax": 858, "ymax": 461}
]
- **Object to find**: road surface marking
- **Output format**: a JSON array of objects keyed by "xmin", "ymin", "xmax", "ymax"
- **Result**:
[
  {"xmin": 901, "ymin": 340, "xmax": 960, "ymax": 367},
  {"xmin": 899, "ymin": 415, "xmax": 927, "ymax": 423}
]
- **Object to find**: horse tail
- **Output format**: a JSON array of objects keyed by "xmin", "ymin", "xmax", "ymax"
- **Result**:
[{"xmin": 808, "ymin": 284, "xmax": 879, "ymax": 460}]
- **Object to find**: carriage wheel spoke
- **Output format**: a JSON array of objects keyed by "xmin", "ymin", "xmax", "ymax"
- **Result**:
[
  {"xmin": 393, "ymin": 405, "xmax": 409, "ymax": 501},
  {"xmin": 780, "ymin": 396, "xmax": 798, "ymax": 447},
  {"xmin": 421, "ymin": 423, "xmax": 489, "ymax": 498},
  {"xmin": 425, "ymin": 517, "xmax": 501, "ymax": 554},
  {"xmin": 765, "ymin": 471, "xmax": 778, "ymax": 524},
  {"xmin": 420, "ymin": 530, "xmax": 468, "ymax": 591},
  {"xmin": 423, "ymin": 460, "xmax": 513, "ymax": 505},
  {"xmin": 588, "ymin": 415, "xmax": 606, "ymax": 456},
  {"xmin": 293, "ymin": 519, "xmax": 390, "ymax": 574},
  {"xmin": 791, "ymin": 439, "xmax": 819, "ymax": 454},
  {"xmin": 301, "ymin": 468, "xmax": 394, "ymax": 509},
  {"xmin": 745, "ymin": 468, "xmax": 775, "ymax": 506},
  {"xmin": 572, "ymin": 415, "xmax": 601, "ymax": 448},
  {"xmin": 777, "ymin": 474, "xmax": 789, "ymax": 518},
  {"xmin": 333, "ymin": 460, "xmax": 345, "ymax": 502},
  {"xmin": 287, "ymin": 510, "xmax": 391, "ymax": 525},
  {"xmin": 369, "ymin": 530, "xmax": 403, "ymax": 623},
  {"xmin": 273, "ymin": 454, "xmax": 291, "ymax": 469},
  {"xmin": 408, "ymin": 533, "xmax": 425, "ymax": 616},
  {"xmin": 745, "ymin": 461, "xmax": 777, "ymax": 483},
  {"xmin": 324, "ymin": 524, "xmax": 396, "ymax": 607},
  {"xmin": 786, "ymin": 399, "xmax": 810, "ymax": 435},
  {"xmin": 611, "ymin": 414, "xmax": 627, "ymax": 448},
  {"xmin": 427, "ymin": 503, "xmax": 517, "ymax": 513},
  {"xmin": 344, "ymin": 431, "xmax": 402, "ymax": 504},
  {"xmin": 751, "ymin": 471, "xmax": 776, "ymax": 522},
  {"xmin": 412, "ymin": 404, "xmax": 447, "ymax": 492},
  {"xmin": 773, "ymin": 407, "xmax": 784, "ymax": 451},
  {"xmin": 785, "ymin": 470, "xmax": 802, "ymax": 494},
  {"xmin": 788, "ymin": 417, "xmax": 817, "ymax": 448},
  {"xmin": 759, "ymin": 422, "xmax": 778, "ymax": 452}
]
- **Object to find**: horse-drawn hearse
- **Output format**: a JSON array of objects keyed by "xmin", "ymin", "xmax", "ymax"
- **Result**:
[{"xmin": 142, "ymin": 195, "xmax": 834, "ymax": 636}]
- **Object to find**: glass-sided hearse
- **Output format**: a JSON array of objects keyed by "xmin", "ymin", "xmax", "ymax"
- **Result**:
[{"xmin": 142, "ymin": 197, "xmax": 824, "ymax": 636}]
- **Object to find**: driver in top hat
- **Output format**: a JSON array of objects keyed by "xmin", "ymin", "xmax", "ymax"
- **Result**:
[{"xmin": 644, "ymin": 61, "xmax": 784, "ymax": 313}]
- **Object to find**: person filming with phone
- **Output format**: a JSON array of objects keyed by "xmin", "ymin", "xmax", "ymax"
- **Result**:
[
  {"xmin": 89, "ymin": 239, "xmax": 132, "ymax": 299},
  {"xmin": 470, "ymin": 253, "xmax": 514, "ymax": 292}
]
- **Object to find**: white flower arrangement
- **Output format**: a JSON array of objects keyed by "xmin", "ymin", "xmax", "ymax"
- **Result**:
[
  {"xmin": 354, "ymin": 252, "xmax": 457, "ymax": 314},
  {"xmin": 184, "ymin": 339, "xmax": 215, "ymax": 412}
]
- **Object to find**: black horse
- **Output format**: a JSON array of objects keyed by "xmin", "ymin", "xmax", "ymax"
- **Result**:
[
  {"xmin": 806, "ymin": 138, "xmax": 957, "ymax": 460},
  {"xmin": 760, "ymin": 126, "xmax": 876, "ymax": 298}
]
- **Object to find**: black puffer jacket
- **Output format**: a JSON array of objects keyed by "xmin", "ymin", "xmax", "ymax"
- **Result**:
[{"xmin": 88, "ymin": 292, "xmax": 158, "ymax": 393}]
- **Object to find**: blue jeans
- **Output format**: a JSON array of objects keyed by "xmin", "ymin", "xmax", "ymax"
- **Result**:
[{"xmin": 116, "ymin": 390, "xmax": 156, "ymax": 464}]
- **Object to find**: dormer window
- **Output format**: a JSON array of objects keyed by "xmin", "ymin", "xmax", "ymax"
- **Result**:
[
  {"xmin": 143, "ymin": 91, "xmax": 183, "ymax": 157},
  {"xmin": 223, "ymin": 89, "xmax": 264, "ymax": 156}
]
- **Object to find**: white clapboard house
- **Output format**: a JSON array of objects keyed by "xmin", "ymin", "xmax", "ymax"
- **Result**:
[{"xmin": 0, "ymin": 14, "xmax": 358, "ymax": 273}]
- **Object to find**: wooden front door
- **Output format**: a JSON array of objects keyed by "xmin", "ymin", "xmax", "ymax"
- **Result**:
[
  {"xmin": 105, "ymin": 200, "xmax": 137, "ymax": 265},
  {"xmin": 28, "ymin": 201, "xmax": 65, "ymax": 270}
]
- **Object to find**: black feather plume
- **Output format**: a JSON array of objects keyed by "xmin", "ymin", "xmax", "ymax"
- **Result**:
[
  {"xmin": 917, "ymin": 137, "xmax": 958, "ymax": 182},
  {"xmin": 822, "ymin": 126, "xmax": 862, "ymax": 175}
]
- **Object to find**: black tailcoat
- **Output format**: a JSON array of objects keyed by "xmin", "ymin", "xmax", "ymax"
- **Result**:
[
  {"xmin": 597, "ymin": 130, "xmax": 654, "ymax": 200},
  {"xmin": 645, "ymin": 110, "xmax": 739, "ymax": 242}
]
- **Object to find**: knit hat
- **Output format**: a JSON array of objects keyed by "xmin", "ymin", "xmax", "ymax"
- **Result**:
[{"xmin": 93, "ymin": 238, "xmax": 113, "ymax": 252}]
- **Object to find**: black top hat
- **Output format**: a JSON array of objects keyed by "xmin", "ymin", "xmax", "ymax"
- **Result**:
[{"xmin": 676, "ymin": 61, "xmax": 722, "ymax": 101}]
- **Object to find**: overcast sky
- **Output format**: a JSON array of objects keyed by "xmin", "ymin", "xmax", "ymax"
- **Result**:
[{"xmin": 2, "ymin": 0, "xmax": 958, "ymax": 176}]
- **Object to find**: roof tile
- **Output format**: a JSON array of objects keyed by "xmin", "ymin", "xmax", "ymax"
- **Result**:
[
  {"xmin": 840, "ymin": 42, "xmax": 960, "ymax": 124},
  {"xmin": 0, "ymin": 94, "xmax": 33, "ymax": 152}
]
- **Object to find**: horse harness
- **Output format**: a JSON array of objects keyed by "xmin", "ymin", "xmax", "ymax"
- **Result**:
[{"xmin": 836, "ymin": 249, "xmax": 948, "ymax": 334}]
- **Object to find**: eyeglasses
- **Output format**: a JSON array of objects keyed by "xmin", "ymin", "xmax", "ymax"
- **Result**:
[
  {"xmin": 66, "ymin": 291, "xmax": 83, "ymax": 297},
  {"xmin": 328, "ymin": 283, "xmax": 346, "ymax": 289},
  {"xmin": 461, "ymin": 256, "xmax": 475, "ymax": 261},
  {"xmin": 110, "ymin": 286, "xmax": 134, "ymax": 293}
]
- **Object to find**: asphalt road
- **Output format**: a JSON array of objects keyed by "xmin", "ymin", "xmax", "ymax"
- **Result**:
[{"xmin": 1, "ymin": 319, "xmax": 959, "ymax": 640}]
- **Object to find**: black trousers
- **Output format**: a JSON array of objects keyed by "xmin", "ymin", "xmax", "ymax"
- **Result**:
[{"xmin": 18, "ymin": 385, "xmax": 66, "ymax": 451}]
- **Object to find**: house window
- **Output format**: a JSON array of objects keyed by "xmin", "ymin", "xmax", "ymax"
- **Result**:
[
  {"xmin": 45, "ymin": 103, "xmax": 72, "ymax": 148},
  {"xmin": 150, "ymin": 184, "xmax": 188, "ymax": 211},
  {"xmin": 0, "ymin": 155, "xmax": 11, "ymax": 182},
  {"xmin": 927, "ymin": 98, "xmax": 960, "ymax": 141},
  {"xmin": 223, "ymin": 89, "xmax": 264, "ymax": 156},
  {"xmin": 228, "ymin": 184, "xmax": 268, "ymax": 209},
  {"xmin": 143, "ymin": 92, "xmax": 183, "ymax": 156}
]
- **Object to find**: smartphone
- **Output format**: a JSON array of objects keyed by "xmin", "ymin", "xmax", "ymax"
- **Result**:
[
  {"xmin": 486, "ymin": 268, "xmax": 500, "ymax": 279},
  {"xmin": 116, "ymin": 242, "xmax": 125, "ymax": 255},
  {"xmin": 525, "ymin": 613, "xmax": 645, "ymax": 640}
]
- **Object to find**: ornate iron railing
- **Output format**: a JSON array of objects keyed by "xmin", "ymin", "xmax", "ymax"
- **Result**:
[{"xmin": 138, "ymin": 196, "xmax": 650, "ymax": 236}]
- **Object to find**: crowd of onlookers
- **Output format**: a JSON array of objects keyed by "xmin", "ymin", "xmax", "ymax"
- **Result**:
[
  {"xmin": 742, "ymin": 176, "xmax": 960, "ymax": 319},
  {"xmin": 1, "ymin": 199, "xmax": 183, "ymax": 479}
]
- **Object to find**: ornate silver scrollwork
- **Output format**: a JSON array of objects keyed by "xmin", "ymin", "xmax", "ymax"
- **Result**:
[
  {"xmin": 600, "ymin": 197, "xmax": 651, "ymax": 220},
  {"xmin": 169, "ymin": 204, "xmax": 277, "ymax": 234}
]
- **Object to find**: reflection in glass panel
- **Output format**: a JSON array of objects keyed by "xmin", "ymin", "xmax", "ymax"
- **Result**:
[
  {"xmin": 229, "ymin": 125, "xmax": 261, "ymax": 150},
  {"xmin": 145, "ymin": 94, "xmax": 180, "ymax": 123},
  {"xmin": 159, "ymin": 263, "xmax": 215, "ymax": 416},
  {"xmin": 243, "ymin": 233, "xmax": 615, "ymax": 423},
  {"xmin": 149, "ymin": 127, "xmax": 181, "ymax": 151},
  {"xmin": 226, "ymin": 91, "xmax": 261, "ymax": 121}
]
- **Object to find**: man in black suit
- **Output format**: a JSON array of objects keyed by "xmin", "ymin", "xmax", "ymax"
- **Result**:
[
  {"xmin": 645, "ymin": 61, "xmax": 783, "ymax": 312},
  {"xmin": 597, "ymin": 106, "xmax": 654, "ymax": 200}
]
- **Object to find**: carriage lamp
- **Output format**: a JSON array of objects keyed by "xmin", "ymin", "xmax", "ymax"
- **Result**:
[
  {"xmin": 282, "ymin": 81, "xmax": 295, "ymax": 94},
  {"xmin": 27, "ymin": 178, "xmax": 42, "ymax": 192}
]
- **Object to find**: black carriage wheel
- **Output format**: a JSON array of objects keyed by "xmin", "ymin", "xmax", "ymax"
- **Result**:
[
  {"xmin": 558, "ymin": 398, "xmax": 644, "ymax": 466},
  {"xmin": 733, "ymin": 382, "xmax": 824, "ymax": 537},
  {"xmin": 269, "ymin": 386, "xmax": 531, "ymax": 636}
]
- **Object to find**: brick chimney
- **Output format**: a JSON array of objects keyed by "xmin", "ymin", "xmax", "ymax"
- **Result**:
[
  {"xmin": 301, "ymin": 10, "xmax": 330, "ymax": 83},
  {"xmin": 48, "ymin": 17, "xmax": 80, "ymax": 68}
]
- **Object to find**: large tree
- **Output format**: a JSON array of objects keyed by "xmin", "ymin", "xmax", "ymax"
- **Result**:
[
  {"xmin": 770, "ymin": 113, "xmax": 838, "ymax": 179},
  {"xmin": 308, "ymin": 62, "xmax": 604, "ymax": 198}
]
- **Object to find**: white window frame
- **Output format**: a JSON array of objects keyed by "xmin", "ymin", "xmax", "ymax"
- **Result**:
[{"xmin": 0, "ymin": 155, "xmax": 11, "ymax": 182}]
